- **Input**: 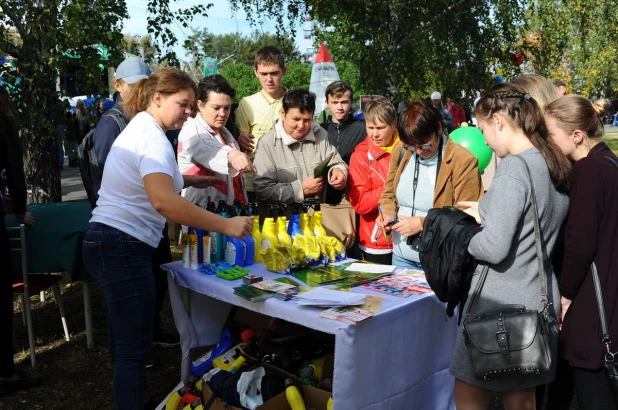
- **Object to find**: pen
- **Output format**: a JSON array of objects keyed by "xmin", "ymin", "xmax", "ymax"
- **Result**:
[{"xmin": 378, "ymin": 205, "xmax": 388, "ymax": 241}]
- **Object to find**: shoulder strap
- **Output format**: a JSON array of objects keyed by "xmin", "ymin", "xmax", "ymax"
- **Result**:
[
  {"xmin": 103, "ymin": 108, "xmax": 127, "ymax": 132},
  {"xmin": 590, "ymin": 262, "xmax": 614, "ymax": 354},
  {"xmin": 465, "ymin": 155, "xmax": 549, "ymax": 318},
  {"xmin": 605, "ymin": 156, "xmax": 618, "ymax": 168}
]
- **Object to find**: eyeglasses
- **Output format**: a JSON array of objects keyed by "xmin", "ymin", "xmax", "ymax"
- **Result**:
[{"xmin": 404, "ymin": 142, "xmax": 433, "ymax": 151}]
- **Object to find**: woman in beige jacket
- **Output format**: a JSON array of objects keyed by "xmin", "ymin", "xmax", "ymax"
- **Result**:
[{"xmin": 378, "ymin": 99, "xmax": 483, "ymax": 269}]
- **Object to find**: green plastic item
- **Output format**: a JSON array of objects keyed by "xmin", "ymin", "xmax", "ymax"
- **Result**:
[{"xmin": 217, "ymin": 266, "xmax": 251, "ymax": 281}]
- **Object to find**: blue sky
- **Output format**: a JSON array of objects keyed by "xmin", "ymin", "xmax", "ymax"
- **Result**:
[{"xmin": 123, "ymin": 0, "xmax": 310, "ymax": 61}]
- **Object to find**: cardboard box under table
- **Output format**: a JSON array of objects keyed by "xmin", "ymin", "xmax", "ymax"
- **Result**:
[{"xmin": 163, "ymin": 261, "xmax": 458, "ymax": 410}]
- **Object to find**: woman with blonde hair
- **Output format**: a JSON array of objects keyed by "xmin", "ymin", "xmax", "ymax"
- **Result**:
[
  {"xmin": 545, "ymin": 96, "xmax": 618, "ymax": 409},
  {"xmin": 511, "ymin": 74, "xmax": 560, "ymax": 112},
  {"xmin": 82, "ymin": 67, "xmax": 252, "ymax": 410}
]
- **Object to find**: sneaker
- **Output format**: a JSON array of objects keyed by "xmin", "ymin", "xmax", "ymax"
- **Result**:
[
  {"xmin": 152, "ymin": 329, "xmax": 180, "ymax": 348},
  {"xmin": 0, "ymin": 370, "xmax": 44, "ymax": 396}
]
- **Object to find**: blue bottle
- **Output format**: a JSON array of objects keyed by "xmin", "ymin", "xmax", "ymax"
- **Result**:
[
  {"xmin": 216, "ymin": 200, "xmax": 229, "ymax": 262},
  {"xmin": 190, "ymin": 328, "xmax": 234, "ymax": 377},
  {"xmin": 287, "ymin": 202, "xmax": 303, "ymax": 239},
  {"xmin": 240, "ymin": 206, "xmax": 254, "ymax": 266},
  {"xmin": 224, "ymin": 205, "xmax": 245, "ymax": 266}
]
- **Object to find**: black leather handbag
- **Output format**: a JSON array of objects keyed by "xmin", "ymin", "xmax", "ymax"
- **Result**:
[
  {"xmin": 589, "ymin": 261, "xmax": 618, "ymax": 402},
  {"xmin": 462, "ymin": 155, "xmax": 554, "ymax": 381}
]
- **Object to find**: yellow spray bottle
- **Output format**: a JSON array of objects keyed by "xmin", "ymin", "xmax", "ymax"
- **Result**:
[
  {"xmin": 308, "ymin": 200, "xmax": 327, "ymax": 236},
  {"xmin": 261, "ymin": 205, "xmax": 279, "ymax": 250},
  {"xmin": 299, "ymin": 202, "xmax": 314, "ymax": 237},
  {"xmin": 250, "ymin": 203, "xmax": 263, "ymax": 262},
  {"xmin": 276, "ymin": 204, "xmax": 292, "ymax": 245}
]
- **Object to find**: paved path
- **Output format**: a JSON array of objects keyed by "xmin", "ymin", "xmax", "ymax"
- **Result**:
[{"xmin": 60, "ymin": 158, "xmax": 88, "ymax": 202}]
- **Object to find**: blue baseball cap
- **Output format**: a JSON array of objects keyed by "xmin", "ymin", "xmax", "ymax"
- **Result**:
[{"xmin": 114, "ymin": 58, "xmax": 153, "ymax": 84}]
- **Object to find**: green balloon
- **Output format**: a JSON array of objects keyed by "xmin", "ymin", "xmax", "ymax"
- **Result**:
[{"xmin": 449, "ymin": 126, "xmax": 493, "ymax": 172}]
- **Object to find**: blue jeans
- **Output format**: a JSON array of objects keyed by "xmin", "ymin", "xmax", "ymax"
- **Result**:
[
  {"xmin": 392, "ymin": 253, "xmax": 424, "ymax": 270},
  {"xmin": 82, "ymin": 223, "xmax": 155, "ymax": 410}
]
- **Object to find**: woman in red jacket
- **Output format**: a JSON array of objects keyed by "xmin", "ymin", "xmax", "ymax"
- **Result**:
[{"xmin": 348, "ymin": 97, "xmax": 398, "ymax": 264}]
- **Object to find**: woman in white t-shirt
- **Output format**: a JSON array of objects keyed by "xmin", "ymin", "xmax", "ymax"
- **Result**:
[{"xmin": 82, "ymin": 67, "xmax": 252, "ymax": 410}]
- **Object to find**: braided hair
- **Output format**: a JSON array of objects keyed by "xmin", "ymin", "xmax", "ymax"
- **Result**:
[{"xmin": 475, "ymin": 83, "xmax": 570, "ymax": 193}]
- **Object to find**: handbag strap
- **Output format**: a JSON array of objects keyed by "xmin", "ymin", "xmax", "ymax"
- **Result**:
[
  {"xmin": 465, "ymin": 154, "xmax": 549, "ymax": 318},
  {"xmin": 590, "ymin": 262, "xmax": 614, "ymax": 355}
]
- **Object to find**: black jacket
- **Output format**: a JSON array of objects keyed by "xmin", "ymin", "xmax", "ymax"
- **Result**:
[
  {"xmin": 0, "ymin": 111, "xmax": 26, "ymax": 219},
  {"xmin": 419, "ymin": 206, "xmax": 482, "ymax": 320},
  {"xmin": 320, "ymin": 116, "xmax": 366, "ymax": 204}
]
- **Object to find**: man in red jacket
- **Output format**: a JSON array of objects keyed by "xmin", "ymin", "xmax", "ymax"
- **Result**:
[
  {"xmin": 446, "ymin": 98, "xmax": 467, "ymax": 129},
  {"xmin": 348, "ymin": 96, "xmax": 398, "ymax": 264}
]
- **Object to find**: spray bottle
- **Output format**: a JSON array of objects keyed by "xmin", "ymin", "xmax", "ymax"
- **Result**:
[
  {"xmin": 250, "ymin": 203, "xmax": 263, "ymax": 263},
  {"xmin": 276, "ymin": 204, "xmax": 292, "ymax": 245},
  {"xmin": 239, "ymin": 206, "xmax": 254, "ymax": 266},
  {"xmin": 216, "ymin": 200, "xmax": 229, "ymax": 262},
  {"xmin": 308, "ymin": 200, "xmax": 327, "ymax": 236},
  {"xmin": 299, "ymin": 202, "xmax": 314, "ymax": 237},
  {"xmin": 224, "ymin": 205, "xmax": 246, "ymax": 266},
  {"xmin": 287, "ymin": 202, "xmax": 303, "ymax": 239},
  {"xmin": 261, "ymin": 205, "xmax": 279, "ymax": 250},
  {"xmin": 206, "ymin": 200, "xmax": 219, "ymax": 262}
]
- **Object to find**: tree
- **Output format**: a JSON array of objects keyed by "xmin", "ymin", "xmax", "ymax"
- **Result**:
[
  {"xmin": 144, "ymin": 0, "xmax": 213, "ymax": 66},
  {"xmin": 522, "ymin": 0, "xmax": 618, "ymax": 97},
  {"xmin": 183, "ymin": 29, "xmax": 302, "ymax": 69},
  {"xmin": 0, "ymin": 0, "xmax": 128, "ymax": 203},
  {"xmin": 229, "ymin": 0, "xmax": 526, "ymax": 105},
  {"xmin": 123, "ymin": 34, "xmax": 158, "ymax": 64},
  {"xmin": 0, "ymin": 0, "xmax": 212, "ymax": 203}
]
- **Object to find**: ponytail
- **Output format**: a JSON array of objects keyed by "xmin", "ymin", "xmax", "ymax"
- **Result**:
[
  {"xmin": 545, "ymin": 95, "xmax": 609, "ymax": 141},
  {"xmin": 122, "ymin": 67, "xmax": 197, "ymax": 119},
  {"xmin": 475, "ymin": 83, "xmax": 571, "ymax": 193}
]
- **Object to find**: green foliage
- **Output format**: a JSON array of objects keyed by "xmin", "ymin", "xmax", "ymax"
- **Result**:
[
  {"xmin": 183, "ymin": 29, "xmax": 302, "ymax": 68},
  {"xmin": 123, "ymin": 34, "xmax": 158, "ymax": 64},
  {"xmin": 229, "ymin": 0, "xmax": 525, "ymax": 106},
  {"xmin": 145, "ymin": 0, "xmax": 213, "ymax": 66},
  {"xmin": 283, "ymin": 60, "xmax": 311, "ymax": 90},
  {"xmin": 220, "ymin": 63, "xmax": 259, "ymax": 100},
  {"xmin": 220, "ymin": 60, "xmax": 311, "ymax": 101},
  {"xmin": 522, "ymin": 0, "xmax": 618, "ymax": 97},
  {"xmin": 0, "ymin": 0, "xmax": 128, "ymax": 202}
]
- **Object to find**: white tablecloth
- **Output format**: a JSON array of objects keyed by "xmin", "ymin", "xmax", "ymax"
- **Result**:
[{"xmin": 163, "ymin": 260, "xmax": 458, "ymax": 410}]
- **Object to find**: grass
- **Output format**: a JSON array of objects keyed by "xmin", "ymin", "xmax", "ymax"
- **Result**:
[
  {"xmin": 1, "ymin": 244, "xmax": 579, "ymax": 410},
  {"xmin": 604, "ymin": 137, "xmax": 618, "ymax": 154},
  {"xmin": 0, "ymin": 247, "xmax": 184, "ymax": 410}
]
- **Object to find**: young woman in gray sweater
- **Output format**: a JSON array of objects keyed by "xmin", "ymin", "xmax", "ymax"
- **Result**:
[{"xmin": 453, "ymin": 83, "xmax": 571, "ymax": 410}]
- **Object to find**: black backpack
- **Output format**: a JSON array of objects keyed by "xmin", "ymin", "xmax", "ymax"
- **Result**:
[
  {"xmin": 77, "ymin": 108, "xmax": 127, "ymax": 208},
  {"xmin": 418, "ymin": 206, "xmax": 482, "ymax": 319}
]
